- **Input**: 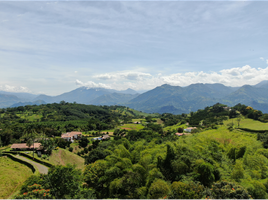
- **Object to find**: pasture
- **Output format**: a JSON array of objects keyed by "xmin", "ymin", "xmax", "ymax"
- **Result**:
[
  {"xmin": 0, "ymin": 156, "xmax": 33, "ymax": 199},
  {"xmin": 224, "ymin": 118, "xmax": 268, "ymax": 130}
]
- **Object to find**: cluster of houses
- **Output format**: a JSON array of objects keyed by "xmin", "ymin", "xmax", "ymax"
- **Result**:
[
  {"xmin": 10, "ymin": 131, "xmax": 110, "ymax": 152},
  {"xmin": 10, "ymin": 126, "xmax": 194, "ymax": 151}
]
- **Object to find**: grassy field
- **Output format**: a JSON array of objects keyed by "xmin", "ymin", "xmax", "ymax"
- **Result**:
[
  {"xmin": 117, "ymin": 123, "xmax": 145, "ymax": 130},
  {"xmin": 49, "ymin": 148, "xmax": 85, "ymax": 170},
  {"xmin": 131, "ymin": 118, "xmax": 145, "ymax": 123},
  {"xmin": 224, "ymin": 118, "xmax": 268, "ymax": 130},
  {"xmin": 0, "ymin": 156, "xmax": 33, "ymax": 199},
  {"xmin": 17, "ymin": 113, "xmax": 42, "ymax": 121},
  {"xmin": 163, "ymin": 123, "xmax": 187, "ymax": 132}
]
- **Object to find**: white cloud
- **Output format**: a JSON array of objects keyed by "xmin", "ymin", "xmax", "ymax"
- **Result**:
[
  {"xmin": 88, "ymin": 65, "xmax": 268, "ymax": 91},
  {"xmin": 260, "ymin": 57, "xmax": 264, "ymax": 60},
  {"xmin": 267, "ymin": 59, "xmax": 268, "ymax": 64},
  {"xmin": 0, "ymin": 85, "xmax": 31, "ymax": 93},
  {"xmin": 75, "ymin": 79, "xmax": 111, "ymax": 89},
  {"xmin": 160, "ymin": 65, "xmax": 268, "ymax": 87},
  {"xmin": 94, "ymin": 71, "xmax": 152, "ymax": 81}
]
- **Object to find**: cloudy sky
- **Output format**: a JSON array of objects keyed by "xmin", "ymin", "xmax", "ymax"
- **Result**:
[{"xmin": 1, "ymin": 0, "xmax": 268, "ymax": 95}]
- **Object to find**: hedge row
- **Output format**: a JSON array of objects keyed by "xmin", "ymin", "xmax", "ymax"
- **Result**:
[
  {"xmin": 2, "ymin": 153, "xmax": 36, "ymax": 174},
  {"xmin": 3, "ymin": 151, "xmax": 54, "ymax": 168},
  {"xmin": 238, "ymin": 128, "xmax": 267, "ymax": 133}
]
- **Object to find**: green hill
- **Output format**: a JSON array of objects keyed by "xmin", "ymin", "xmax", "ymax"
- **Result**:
[{"xmin": 49, "ymin": 148, "xmax": 84, "ymax": 170}]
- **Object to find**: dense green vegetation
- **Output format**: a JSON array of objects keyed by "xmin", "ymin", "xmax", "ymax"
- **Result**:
[
  {"xmin": 1, "ymin": 102, "xmax": 268, "ymax": 199},
  {"xmin": 0, "ymin": 103, "xmax": 157, "ymax": 146}
]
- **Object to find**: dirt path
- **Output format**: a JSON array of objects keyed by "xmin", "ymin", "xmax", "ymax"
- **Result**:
[
  {"xmin": 58, "ymin": 149, "xmax": 64, "ymax": 165},
  {"xmin": 15, "ymin": 155, "xmax": 49, "ymax": 174}
]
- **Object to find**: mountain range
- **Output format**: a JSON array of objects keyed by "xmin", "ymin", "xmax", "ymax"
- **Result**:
[{"xmin": 1, "ymin": 80, "xmax": 268, "ymax": 114}]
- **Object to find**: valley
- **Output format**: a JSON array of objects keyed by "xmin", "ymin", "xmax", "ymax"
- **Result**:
[{"xmin": 0, "ymin": 102, "xmax": 268, "ymax": 198}]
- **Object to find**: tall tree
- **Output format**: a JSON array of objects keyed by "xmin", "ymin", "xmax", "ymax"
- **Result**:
[{"xmin": 23, "ymin": 132, "xmax": 38, "ymax": 159}]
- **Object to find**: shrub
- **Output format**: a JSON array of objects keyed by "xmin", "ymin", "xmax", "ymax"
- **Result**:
[{"xmin": 203, "ymin": 181, "xmax": 250, "ymax": 199}]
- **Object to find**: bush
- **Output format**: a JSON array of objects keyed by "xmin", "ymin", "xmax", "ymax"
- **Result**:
[
  {"xmin": 203, "ymin": 181, "xmax": 250, "ymax": 199},
  {"xmin": 69, "ymin": 147, "xmax": 73, "ymax": 152},
  {"xmin": 168, "ymin": 181, "xmax": 204, "ymax": 199}
]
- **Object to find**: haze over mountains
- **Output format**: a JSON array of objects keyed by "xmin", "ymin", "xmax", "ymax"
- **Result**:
[{"xmin": 1, "ymin": 80, "xmax": 268, "ymax": 114}]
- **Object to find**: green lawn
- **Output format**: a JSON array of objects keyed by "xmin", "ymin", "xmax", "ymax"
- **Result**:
[
  {"xmin": 224, "ymin": 118, "xmax": 268, "ymax": 130},
  {"xmin": 0, "ymin": 156, "xmax": 33, "ymax": 199}
]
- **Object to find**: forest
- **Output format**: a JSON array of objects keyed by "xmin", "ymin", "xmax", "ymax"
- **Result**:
[{"xmin": 1, "ymin": 102, "xmax": 268, "ymax": 199}]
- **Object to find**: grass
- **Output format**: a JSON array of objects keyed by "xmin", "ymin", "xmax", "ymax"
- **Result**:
[
  {"xmin": 188, "ymin": 125, "xmax": 262, "ymax": 152},
  {"xmin": 117, "ymin": 123, "xmax": 145, "ymax": 130},
  {"xmin": 49, "ymin": 148, "xmax": 85, "ymax": 170},
  {"xmin": 131, "ymin": 118, "xmax": 145, "ymax": 123},
  {"xmin": 224, "ymin": 118, "xmax": 268, "ymax": 130},
  {"xmin": 0, "ymin": 156, "xmax": 33, "ymax": 199},
  {"xmin": 163, "ymin": 123, "xmax": 187, "ymax": 132}
]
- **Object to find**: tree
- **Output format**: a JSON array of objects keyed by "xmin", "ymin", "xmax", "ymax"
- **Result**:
[
  {"xmin": 17, "ymin": 165, "xmax": 84, "ymax": 199},
  {"xmin": 147, "ymin": 179, "xmax": 170, "ymax": 199},
  {"xmin": 194, "ymin": 159, "xmax": 215, "ymax": 187},
  {"xmin": 23, "ymin": 132, "xmax": 38, "ymax": 159},
  {"xmin": 204, "ymin": 181, "xmax": 251, "ymax": 199},
  {"xmin": 84, "ymin": 148, "xmax": 110, "ymax": 165},
  {"xmin": 168, "ymin": 181, "xmax": 204, "ymax": 199},
  {"xmin": 46, "ymin": 164, "xmax": 82, "ymax": 199},
  {"xmin": 79, "ymin": 136, "xmax": 89, "ymax": 148},
  {"xmin": 177, "ymin": 127, "xmax": 184, "ymax": 133}
]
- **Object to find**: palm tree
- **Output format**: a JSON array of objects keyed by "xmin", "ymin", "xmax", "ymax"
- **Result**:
[{"xmin": 23, "ymin": 132, "xmax": 38, "ymax": 159}]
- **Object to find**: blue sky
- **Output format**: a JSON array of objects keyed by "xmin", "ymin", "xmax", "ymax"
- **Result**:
[{"xmin": 1, "ymin": 1, "xmax": 268, "ymax": 95}]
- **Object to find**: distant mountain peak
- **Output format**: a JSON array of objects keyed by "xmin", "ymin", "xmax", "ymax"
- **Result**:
[{"xmin": 254, "ymin": 80, "xmax": 268, "ymax": 88}]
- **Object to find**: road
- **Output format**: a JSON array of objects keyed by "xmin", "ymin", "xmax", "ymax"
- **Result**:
[{"xmin": 15, "ymin": 155, "xmax": 49, "ymax": 174}]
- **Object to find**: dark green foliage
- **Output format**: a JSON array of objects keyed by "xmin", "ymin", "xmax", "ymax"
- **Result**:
[
  {"xmin": 40, "ymin": 138, "xmax": 55, "ymax": 155},
  {"xmin": 46, "ymin": 165, "xmax": 82, "ymax": 199},
  {"xmin": 188, "ymin": 103, "xmax": 230, "ymax": 127},
  {"xmin": 157, "ymin": 144, "xmax": 176, "ymax": 181},
  {"xmin": 144, "ymin": 123, "xmax": 163, "ymax": 135},
  {"xmin": 125, "ymin": 130, "xmax": 160, "ymax": 142},
  {"xmin": 55, "ymin": 138, "xmax": 71, "ymax": 149},
  {"xmin": 0, "ymin": 103, "xmax": 157, "ymax": 147},
  {"xmin": 194, "ymin": 160, "xmax": 215, "ymax": 187},
  {"xmin": 78, "ymin": 136, "xmax": 89, "ymax": 148},
  {"xmin": 84, "ymin": 147, "xmax": 110, "ymax": 165},
  {"xmin": 18, "ymin": 165, "xmax": 85, "ymax": 199},
  {"xmin": 204, "ymin": 181, "xmax": 250, "ymax": 199},
  {"xmin": 168, "ymin": 181, "xmax": 204, "ymax": 199},
  {"xmin": 257, "ymin": 132, "xmax": 268, "ymax": 148},
  {"xmin": 234, "ymin": 103, "xmax": 265, "ymax": 121}
]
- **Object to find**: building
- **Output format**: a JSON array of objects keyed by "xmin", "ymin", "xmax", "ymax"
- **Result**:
[
  {"xmin": 101, "ymin": 134, "xmax": 110, "ymax": 140},
  {"xmin": 11, "ymin": 143, "xmax": 42, "ymax": 151},
  {"xmin": 61, "ymin": 131, "xmax": 82, "ymax": 142},
  {"xmin": 184, "ymin": 127, "xmax": 197, "ymax": 133}
]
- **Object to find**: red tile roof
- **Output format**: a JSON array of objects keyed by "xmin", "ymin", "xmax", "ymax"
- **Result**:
[
  {"xmin": 61, "ymin": 131, "xmax": 82, "ymax": 138},
  {"xmin": 11, "ymin": 143, "xmax": 41, "ymax": 149}
]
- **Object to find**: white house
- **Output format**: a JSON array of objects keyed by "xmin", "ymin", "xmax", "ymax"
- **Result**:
[
  {"xmin": 61, "ymin": 131, "xmax": 82, "ymax": 142},
  {"xmin": 184, "ymin": 127, "xmax": 197, "ymax": 133}
]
